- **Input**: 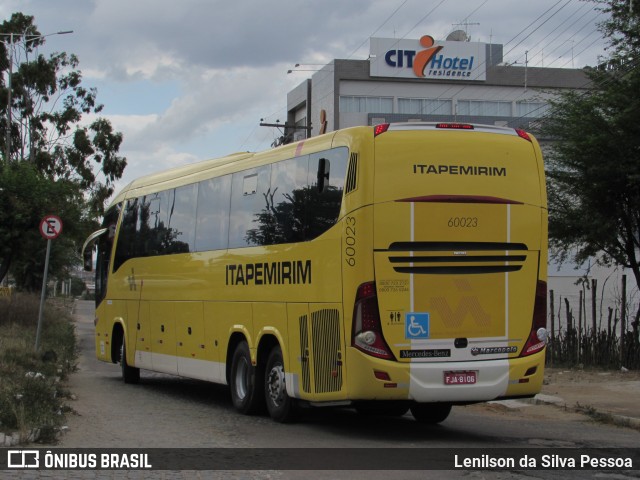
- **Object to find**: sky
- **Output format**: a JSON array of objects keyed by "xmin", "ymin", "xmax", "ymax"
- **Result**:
[{"xmin": 1, "ymin": 0, "xmax": 612, "ymax": 198}]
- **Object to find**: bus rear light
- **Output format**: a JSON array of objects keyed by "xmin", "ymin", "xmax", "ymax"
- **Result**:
[
  {"xmin": 436, "ymin": 123, "xmax": 474, "ymax": 130},
  {"xmin": 373, "ymin": 123, "xmax": 390, "ymax": 136},
  {"xmin": 515, "ymin": 129, "xmax": 532, "ymax": 142},
  {"xmin": 374, "ymin": 370, "xmax": 391, "ymax": 381},
  {"xmin": 352, "ymin": 282, "xmax": 395, "ymax": 360},
  {"xmin": 521, "ymin": 280, "xmax": 548, "ymax": 356}
]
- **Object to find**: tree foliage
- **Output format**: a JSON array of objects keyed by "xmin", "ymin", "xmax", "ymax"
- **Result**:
[
  {"xmin": 0, "ymin": 13, "xmax": 126, "ymax": 289},
  {"xmin": 543, "ymin": 0, "xmax": 640, "ymax": 314}
]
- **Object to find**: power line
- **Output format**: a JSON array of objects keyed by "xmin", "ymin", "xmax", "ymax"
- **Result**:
[
  {"xmin": 411, "ymin": 0, "xmax": 579, "ymax": 117},
  {"xmin": 254, "ymin": 0, "xmax": 413, "ymax": 148},
  {"xmin": 346, "ymin": 0, "xmax": 410, "ymax": 59},
  {"xmin": 416, "ymin": 0, "xmax": 611, "ymax": 119},
  {"xmin": 526, "ymin": 2, "xmax": 593, "ymax": 66},
  {"xmin": 511, "ymin": 54, "xmax": 640, "ymax": 128},
  {"xmin": 261, "ymin": 0, "xmax": 608, "ymax": 149}
]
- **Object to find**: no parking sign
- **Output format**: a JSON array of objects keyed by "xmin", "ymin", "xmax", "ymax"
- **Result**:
[
  {"xmin": 39, "ymin": 214, "xmax": 63, "ymax": 240},
  {"xmin": 36, "ymin": 214, "xmax": 63, "ymax": 351}
]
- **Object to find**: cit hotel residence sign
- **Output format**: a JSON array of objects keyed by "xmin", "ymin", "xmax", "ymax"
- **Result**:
[{"xmin": 369, "ymin": 35, "xmax": 487, "ymax": 81}]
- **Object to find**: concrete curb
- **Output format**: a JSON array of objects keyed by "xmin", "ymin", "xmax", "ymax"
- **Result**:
[
  {"xmin": 491, "ymin": 394, "xmax": 640, "ymax": 431},
  {"xmin": 529, "ymin": 394, "xmax": 640, "ymax": 431}
]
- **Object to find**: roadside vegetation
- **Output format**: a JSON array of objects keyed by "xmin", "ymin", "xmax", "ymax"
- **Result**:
[
  {"xmin": 546, "ymin": 282, "xmax": 640, "ymax": 370},
  {"xmin": 0, "ymin": 293, "xmax": 77, "ymax": 443}
]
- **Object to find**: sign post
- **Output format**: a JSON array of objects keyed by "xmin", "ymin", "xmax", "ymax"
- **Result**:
[{"xmin": 35, "ymin": 215, "xmax": 63, "ymax": 351}]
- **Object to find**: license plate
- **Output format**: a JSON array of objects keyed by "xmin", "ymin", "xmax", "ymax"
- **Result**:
[{"xmin": 444, "ymin": 370, "xmax": 477, "ymax": 385}]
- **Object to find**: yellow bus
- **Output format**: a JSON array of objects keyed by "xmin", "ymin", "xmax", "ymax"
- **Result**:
[{"xmin": 83, "ymin": 122, "xmax": 548, "ymax": 423}]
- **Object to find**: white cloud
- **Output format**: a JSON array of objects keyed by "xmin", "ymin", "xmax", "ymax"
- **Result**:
[
  {"xmin": 107, "ymin": 145, "xmax": 201, "ymax": 197},
  {"xmin": 137, "ymin": 64, "xmax": 291, "ymax": 143},
  {"xmin": 5, "ymin": 0, "xmax": 612, "ymax": 201}
]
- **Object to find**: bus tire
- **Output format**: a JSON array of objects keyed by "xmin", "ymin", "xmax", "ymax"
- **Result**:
[
  {"xmin": 230, "ymin": 341, "xmax": 263, "ymax": 415},
  {"xmin": 120, "ymin": 338, "xmax": 140, "ymax": 384},
  {"xmin": 410, "ymin": 403, "xmax": 452, "ymax": 424},
  {"xmin": 264, "ymin": 345, "xmax": 296, "ymax": 423},
  {"xmin": 354, "ymin": 401, "xmax": 409, "ymax": 417}
]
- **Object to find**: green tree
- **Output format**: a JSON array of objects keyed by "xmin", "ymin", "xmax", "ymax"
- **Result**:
[
  {"xmin": 0, "ymin": 13, "xmax": 126, "ymax": 288},
  {"xmin": 543, "ymin": 0, "xmax": 640, "ymax": 325},
  {"xmin": 70, "ymin": 276, "xmax": 86, "ymax": 297}
]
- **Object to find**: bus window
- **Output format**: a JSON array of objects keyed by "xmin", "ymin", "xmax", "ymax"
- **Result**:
[
  {"xmin": 247, "ymin": 156, "xmax": 309, "ymax": 246},
  {"xmin": 139, "ymin": 189, "xmax": 178, "ymax": 257},
  {"xmin": 166, "ymin": 184, "xmax": 198, "ymax": 254},
  {"xmin": 307, "ymin": 147, "xmax": 348, "ymax": 240},
  {"xmin": 139, "ymin": 193, "xmax": 162, "ymax": 256},
  {"xmin": 195, "ymin": 175, "xmax": 231, "ymax": 252},
  {"xmin": 229, "ymin": 165, "xmax": 271, "ymax": 248},
  {"xmin": 96, "ymin": 204, "xmax": 121, "ymax": 304},
  {"xmin": 114, "ymin": 198, "xmax": 139, "ymax": 271},
  {"xmin": 316, "ymin": 157, "xmax": 330, "ymax": 193}
]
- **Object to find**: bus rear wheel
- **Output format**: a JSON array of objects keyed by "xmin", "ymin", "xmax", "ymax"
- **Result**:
[
  {"xmin": 264, "ymin": 345, "xmax": 296, "ymax": 423},
  {"xmin": 410, "ymin": 403, "xmax": 452, "ymax": 424},
  {"xmin": 230, "ymin": 341, "xmax": 264, "ymax": 415},
  {"xmin": 120, "ymin": 338, "xmax": 140, "ymax": 384}
]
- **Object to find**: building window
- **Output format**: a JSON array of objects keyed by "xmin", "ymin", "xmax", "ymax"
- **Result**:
[
  {"xmin": 516, "ymin": 101, "xmax": 549, "ymax": 118},
  {"xmin": 398, "ymin": 98, "xmax": 452, "ymax": 115},
  {"xmin": 293, "ymin": 117, "xmax": 307, "ymax": 141},
  {"xmin": 457, "ymin": 100, "xmax": 512, "ymax": 116},
  {"xmin": 339, "ymin": 96, "xmax": 393, "ymax": 113}
]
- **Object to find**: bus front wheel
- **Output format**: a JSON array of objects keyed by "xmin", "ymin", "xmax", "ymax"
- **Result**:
[
  {"xmin": 410, "ymin": 403, "xmax": 452, "ymax": 424},
  {"xmin": 264, "ymin": 345, "xmax": 296, "ymax": 423},
  {"xmin": 230, "ymin": 341, "xmax": 264, "ymax": 415},
  {"xmin": 120, "ymin": 338, "xmax": 140, "ymax": 384}
]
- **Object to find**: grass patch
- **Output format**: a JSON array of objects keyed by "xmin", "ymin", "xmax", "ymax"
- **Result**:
[{"xmin": 0, "ymin": 293, "xmax": 78, "ymax": 443}]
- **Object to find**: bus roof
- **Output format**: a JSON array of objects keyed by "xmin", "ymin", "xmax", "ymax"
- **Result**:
[
  {"xmin": 107, "ymin": 128, "xmax": 343, "ymax": 208},
  {"xmin": 106, "ymin": 122, "xmax": 536, "ymax": 209},
  {"xmin": 110, "ymin": 152, "xmax": 255, "ymax": 205}
]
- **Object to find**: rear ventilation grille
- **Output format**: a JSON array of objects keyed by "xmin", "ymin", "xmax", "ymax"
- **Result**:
[
  {"xmin": 385, "ymin": 242, "xmax": 529, "ymax": 275},
  {"xmin": 393, "ymin": 265, "xmax": 523, "ymax": 275},
  {"xmin": 311, "ymin": 309, "xmax": 342, "ymax": 394},
  {"xmin": 345, "ymin": 153, "xmax": 358, "ymax": 194},
  {"xmin": 299, "ymin": 315, "xmax": 311, "ymax": 393},
  {"xmin": 387, "ymin": 241, "xmax": 527, "ymax": 252}
]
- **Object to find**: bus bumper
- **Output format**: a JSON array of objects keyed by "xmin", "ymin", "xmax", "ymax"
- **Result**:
[{"xmin": 346, "ymin": 348, "xmax": 545, "ymax": 403}]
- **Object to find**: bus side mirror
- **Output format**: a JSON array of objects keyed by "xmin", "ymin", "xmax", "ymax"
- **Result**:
[
  {"xmin": 83, "ymin": 248, "xmax": 93, "ymax": 272},
  {"xmin": 317, "ymin": 158, "xmax": 330, "ymax": 193}
]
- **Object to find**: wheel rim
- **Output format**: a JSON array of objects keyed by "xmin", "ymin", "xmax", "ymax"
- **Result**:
[
  {"xmin": 266, "ymin": 362, "xmax": 286, "ymax": 407},
  {"xmin": 234, "ymin": 357, "xmax": 249, "ymax": 400}
]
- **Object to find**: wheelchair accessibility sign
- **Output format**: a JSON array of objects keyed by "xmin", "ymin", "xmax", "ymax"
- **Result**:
[{"xmin": 405, "ymin": 313, "xmax": 430, "ymax": 339}]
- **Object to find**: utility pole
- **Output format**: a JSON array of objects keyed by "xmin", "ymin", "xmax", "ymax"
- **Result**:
[
  {"xmin": 259, "ymin": 120, "xmax": 312, "ymax": 147},
  {"xmin": 5, "ymin": 33, "xmax": 13, "ymax": 161},
  {"xmin": 525, "ymin": 50, "xmax": 528, "ymax": 91}
]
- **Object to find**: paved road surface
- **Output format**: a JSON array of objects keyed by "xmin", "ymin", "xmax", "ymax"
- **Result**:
[{"xmin": 18, "ymin": 300, "xmax": 638, "ymax": 479}]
